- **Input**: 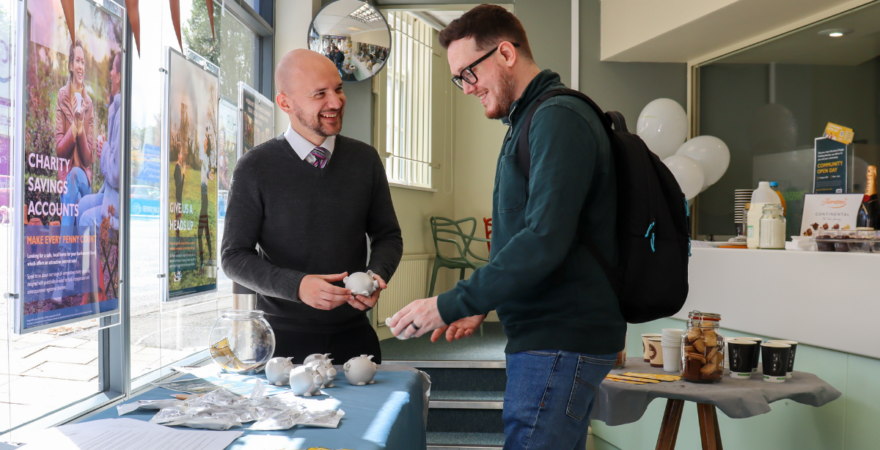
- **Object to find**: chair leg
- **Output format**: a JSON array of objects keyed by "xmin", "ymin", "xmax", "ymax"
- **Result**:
[
  {"xmin": 459, "ymin": 269, "xmax": 465, "ymax": 280},
  {"xmin": 428, "ymin": 263, "xmax": 441, "ymax": 297}
]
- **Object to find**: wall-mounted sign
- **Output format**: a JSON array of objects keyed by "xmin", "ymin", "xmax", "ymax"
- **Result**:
[
  {"xmin": 15, "ymin": 0, "xmax": 126, "ymax": 333},
  {"xmin": 813, "ymin": 137, "xmax": 848, "ymax": 194},
  {"xmin": 237, "ymin": 82, "xmax": 274, "ymax": 157},
  {"xmin": 163, "ymin": 48, "xmax": 218, "ymax": 301}
]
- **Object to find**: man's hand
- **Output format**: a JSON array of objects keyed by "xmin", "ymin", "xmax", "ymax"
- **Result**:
[
  {"xmin": 388, "ymin": 297, "xmax": 445, "ymax": 339},
  {"xmin": 298, "ymin": 273, "xmax": 351, "ymax": 310},
  {"xmin": 431, "ymin": 314, "xmax": 486, "ymax": 343},
  {"xmin": 348, "ymin": 273, "xmax": 386, "ymax": 311}
]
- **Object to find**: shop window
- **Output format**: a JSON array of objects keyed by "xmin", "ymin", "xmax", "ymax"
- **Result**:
[{"xmin": 384, "ymin": 12, "xmax": 433, "ymax": 189}]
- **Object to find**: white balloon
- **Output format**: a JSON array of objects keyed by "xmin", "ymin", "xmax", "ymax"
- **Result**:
[
  {"xmin": 637, "ymin": 98, "xmax": 688, "ymax": 159},
  {"xmin": 663, "ymin": 155, "xmax": 705, "ymax": 202},
  {"xmin": 675, "ymin": 135, "xmax": 730, "ymax": 189}
]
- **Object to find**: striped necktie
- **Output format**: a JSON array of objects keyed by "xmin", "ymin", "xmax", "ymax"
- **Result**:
[{"xmin": 310, "ymin": 146, "xmax": 328, "ymax": 168}]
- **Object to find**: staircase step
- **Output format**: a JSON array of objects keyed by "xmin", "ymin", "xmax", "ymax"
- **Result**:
[
  {"xmin": 427, "ymin": 408, "xmax": 503, "ymax": 434},
  {"xmin": 427, "ymin": 431, "xmax": 505, "ymax": 448},
  {"xmin": 430, "ymin": 390, "xmax": 505, "ymax": 402}
]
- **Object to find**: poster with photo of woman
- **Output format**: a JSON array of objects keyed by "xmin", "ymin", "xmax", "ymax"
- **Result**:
[
  {"xmin": 164, "ymin": 48, "xmax": 218, "ymax": 301},
  {"xmin": 16, "ymin": 0, "xmax": 125, "ymax": 333}
]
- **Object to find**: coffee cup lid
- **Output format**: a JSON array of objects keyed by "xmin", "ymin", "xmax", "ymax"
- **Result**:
[
  {"xmin": 731, "ymin": 337, "xmax": 763, "ymax": 342},
  {"xmin": 727, "ymin": 339, "xmax": 757, "ymax": 345},
  {"xmin": 767, "ymin": 340, "xmax": 798, "ymax": 345},
  {"xmin": 761, "ymin": 342, "xmax": 791, "ymax": 348}
]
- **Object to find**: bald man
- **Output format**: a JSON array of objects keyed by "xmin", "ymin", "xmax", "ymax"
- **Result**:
[{"xmin": 221, "ymin": 50, "xmax": 402, "ymax": 364}]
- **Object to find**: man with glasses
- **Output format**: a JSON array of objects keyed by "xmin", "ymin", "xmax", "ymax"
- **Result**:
[{"xmin": 388, "ymin": 5, "xmax": 624, "ymax": 449}]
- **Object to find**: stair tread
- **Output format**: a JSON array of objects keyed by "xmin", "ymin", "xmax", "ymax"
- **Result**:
[
  {"xmin": 431, "ymin": 391, "xmax": 505, "ymax": 402},
  {"xmin": 427, "ymin": 431, "xmax": 505, "ymax": 446},
  {"xmin": 381, "ymin": 322, "xmax": 507, "ymax": 361}
]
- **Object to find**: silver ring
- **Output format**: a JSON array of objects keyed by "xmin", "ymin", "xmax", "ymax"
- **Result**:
[{"xmin": 410, "ymin": 323, "xmax": 420, "ymax": 331}]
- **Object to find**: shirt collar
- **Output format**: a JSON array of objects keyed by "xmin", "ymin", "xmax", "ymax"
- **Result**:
[{"xmin": 284, "ymin": 125, "xmax": 336, "ymax": 160}]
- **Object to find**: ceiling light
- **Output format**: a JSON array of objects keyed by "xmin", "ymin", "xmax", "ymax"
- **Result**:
[
  {"xmin": 349, "ymin": 3, "xmax": 383, "ymax": 24},
  {"xmin": 347, "ymin": 27, "xmax": 362, "ymax": 31},
  {"xmin": 818, "ymin": 28, "xmax": 853, "ymax": 38}
]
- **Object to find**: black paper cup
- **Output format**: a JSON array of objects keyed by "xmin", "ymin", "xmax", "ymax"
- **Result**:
[
  {"xmin": 727, "ymin": 340, "xmax": 757, "ymax": 379},
  {"xmin": 768, "ymin": 340, "xmax": 798, "ymax": 378},
  {"xmin": 731, "ymin": 337, "xmax": 763, "ymax": 372},
  {"xmin": 761, "ymin": 342, "xmax": 791, "ymax": 383}
]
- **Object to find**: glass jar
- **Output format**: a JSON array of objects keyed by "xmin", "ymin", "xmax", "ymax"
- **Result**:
[
  {"xmin": 680, "ymin": 311, "xmax": 724, "ymax": 383},
  {"xmin": 208, "ymin": 310, "xmax": 276, "ymax": 374},
  {"xmin": 759, "ymin": 204, "xmax": 785, "ymax": 249}
]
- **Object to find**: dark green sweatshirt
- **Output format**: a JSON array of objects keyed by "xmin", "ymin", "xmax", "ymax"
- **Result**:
[{"xmin": 437, "ymin": 70, "xmax": 626, "ymax": 355}]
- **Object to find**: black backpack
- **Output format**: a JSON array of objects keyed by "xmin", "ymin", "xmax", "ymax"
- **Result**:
[{"xmin": 517, "ymin": 88, "xmax": 690, "ymax": 324}]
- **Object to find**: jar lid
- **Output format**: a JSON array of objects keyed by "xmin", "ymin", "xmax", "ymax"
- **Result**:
[
  {"xmin": 762, "ymin": 203, "xmax": 782, "ymax": 211},
  {"xmin": 688, "ymin": 310, "xmax": 720, "ymax": 321}
]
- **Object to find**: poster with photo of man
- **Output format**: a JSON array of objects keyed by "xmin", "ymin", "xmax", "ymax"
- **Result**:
[
  {"xmin": 165, "ymin": 48, "xmax": 218, "ymax": 300},
  {"xmin": 17, "ymin": 0, "xmax": 125, "ymax": 332},
  {"xmin": 237, "ymin": 82, "xmax": 273, "ymax": 157}
]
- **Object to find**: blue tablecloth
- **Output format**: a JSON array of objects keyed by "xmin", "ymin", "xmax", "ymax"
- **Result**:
[{"xmin": 81, "ymin": 367, "xmax": 427, "ymax": 450}]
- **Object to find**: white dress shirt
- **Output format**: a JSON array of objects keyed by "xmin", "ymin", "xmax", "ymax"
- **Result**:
[{"xmin": 284, "ymin": 125, "xmax": 336, "ymax": 166}]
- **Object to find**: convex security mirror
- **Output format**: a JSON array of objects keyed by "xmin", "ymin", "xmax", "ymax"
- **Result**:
[{"xmin": 309, "ymin": 0, "xmax": 391, "ymax": 83}]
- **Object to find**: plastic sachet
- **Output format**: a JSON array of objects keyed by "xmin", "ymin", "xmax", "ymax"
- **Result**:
[
  {"xmin": 297, "ymin": 409, "xmax": 346, "ymax": 428},
  {"xmin": 116, "ymin": 399, "xmax": 180, "ymax": 416}
]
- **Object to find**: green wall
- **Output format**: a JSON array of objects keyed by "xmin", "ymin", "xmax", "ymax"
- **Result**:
[{"xmin": 594, "ymin": 318, "xmax": 878, "ymax": 450}]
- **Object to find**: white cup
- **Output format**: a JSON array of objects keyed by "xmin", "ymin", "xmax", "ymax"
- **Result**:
[
  {"xmin": 74, "ymin": 92, "xmax": 83, "ymax": 113},
  {"xmin": 662, "ymin": 345, "xmax": 682, "ymax": 372}
]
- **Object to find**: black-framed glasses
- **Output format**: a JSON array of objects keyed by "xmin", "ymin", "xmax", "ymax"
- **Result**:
[{"xmin": 451, "ymin": 43, "xmax": 520, "ymax": 90}]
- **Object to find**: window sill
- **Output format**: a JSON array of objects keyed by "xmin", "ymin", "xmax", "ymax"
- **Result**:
[{"xmin": 389, "ymin": 182, "xmax": 437, "ymax": 193}]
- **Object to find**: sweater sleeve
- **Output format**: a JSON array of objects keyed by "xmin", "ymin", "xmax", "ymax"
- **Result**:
[
  {"xmin": 365, "ymin": 150, "xmax": 403, "ymax": 282},
  {"xmin": 436, "ymin": 105, "xmax": 599, "ymax": 324},
  {"xmin": 220, "ymin": 153, "xmax": 307, "ymax": 302}
]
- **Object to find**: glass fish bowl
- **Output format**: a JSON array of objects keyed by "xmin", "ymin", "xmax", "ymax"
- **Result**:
[{"xmin": 208, "ymin": 310, "xmax": 276, "ymax": 374}]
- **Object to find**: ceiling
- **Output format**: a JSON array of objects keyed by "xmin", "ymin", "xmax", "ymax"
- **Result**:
[
  {"xmin": 425, "ymin": 11, "xmax": 464, "ymax": 27},
  {"xmin": 312, "ymin": 0, "xmax": 389, "ymax": 37},
  {"xmin": 711, "ymin": 2, "xmax": 880, "ymax": 66}
]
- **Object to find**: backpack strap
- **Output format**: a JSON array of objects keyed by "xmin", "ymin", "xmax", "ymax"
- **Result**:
[{"xmin": 515, "ymin": 88, "xmax": 622, "ymax": 296}]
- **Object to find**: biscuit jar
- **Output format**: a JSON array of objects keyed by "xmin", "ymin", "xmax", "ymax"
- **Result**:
[{"xmin": 680, "ymin": 311, "xmax": 724, "ymax": 383}]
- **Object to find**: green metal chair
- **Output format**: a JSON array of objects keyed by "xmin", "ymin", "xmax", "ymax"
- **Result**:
[{"xmin": 428, "ymin": 216, "xmax": 490, "ymax": 297}]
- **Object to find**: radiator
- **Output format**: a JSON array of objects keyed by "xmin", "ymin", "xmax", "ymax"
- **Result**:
[{"xmin": 377, "ymin": 255, "xmax": 431, "ymax": 325}]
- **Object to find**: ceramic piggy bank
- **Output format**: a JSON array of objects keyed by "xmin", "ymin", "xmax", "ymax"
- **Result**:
[
  {"xmin": 306, "ymin": 359, "xmax": 338, "ymax": 388},
  {"xmin": 303, "ymin": 353, "xmax": 332, "ymax": 366},
  {"xmin": 343, "ymin": 271, "xmax": 379, "ymax": 297},
  {"xmin": 265, "ymin": 357, "xmax": 295, "ymax": 386},
  {"xmin": 289, "ymin": 365, "xmax": 324, "ymax": 397},
  {"xmin": 344, "ymin": 354, "xmax": 378, "ymax": 386}
]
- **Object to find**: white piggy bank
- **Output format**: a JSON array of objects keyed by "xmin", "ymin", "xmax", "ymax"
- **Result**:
[
  {"xmin": 344, "ymin": 354, "xmax": 377, "ymax": 386},
  {"xmin": 289, "ymin": 365, "xmax": 324, "ymax": 397},
  {"xmin": 265, "ymin": 357, "xmax": 295, "ymax": 386},
  {"xmin": 343, "ymin": 271, "xmax": 379, "ymax": 297},
  {"xmin": 306, "ymin": 359, "xmax": 338, "ymax": 388},
  {"xmin": 303, "ymin": 353, "xmax": 332, "ymax": 366}
]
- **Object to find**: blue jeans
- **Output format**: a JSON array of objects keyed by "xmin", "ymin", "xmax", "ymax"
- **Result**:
[
  {"xmin": 503, "ymin": 350, "xmax": 617, "ymax": 450},
  {"xmin": 60, "ymin": 167, "xmax": 91, "ymax": 227}
]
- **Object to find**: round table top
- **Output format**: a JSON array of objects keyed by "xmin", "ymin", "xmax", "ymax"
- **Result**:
[{"xmin": 592, "ymin": 358, "xmax": 841, "ymax": 426}]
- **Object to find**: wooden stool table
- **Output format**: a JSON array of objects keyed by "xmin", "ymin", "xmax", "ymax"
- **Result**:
[{"xmin": 591, "ymin": 358, "xmax": 841, "ymax": 450}]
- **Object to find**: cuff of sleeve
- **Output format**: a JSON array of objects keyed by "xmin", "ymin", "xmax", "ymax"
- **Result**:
[
  {"xmin": 437, "ymin": 291, "xmax": 464, "ymax": 325},
  {"xmin": 283, "ymin": 270, "xmax": 306, "ymax": 304}
]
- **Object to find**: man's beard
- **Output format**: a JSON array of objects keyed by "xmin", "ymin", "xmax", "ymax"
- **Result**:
[
  {"xmin": 293, "ymin": 103, "xmax": 344, "ymax": 137},
  {"xmin": 485, "ymin": 72, "xmax": 517, "ymax": 120}
]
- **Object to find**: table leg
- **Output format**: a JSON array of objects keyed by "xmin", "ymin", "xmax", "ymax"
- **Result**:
[
  {"xmin": 655, "ymin": 399, "xmax": 684, "ymax": 450},
  {"xmin": 697, "ymin": 403, "xmax": 723, "ymax": 450}
]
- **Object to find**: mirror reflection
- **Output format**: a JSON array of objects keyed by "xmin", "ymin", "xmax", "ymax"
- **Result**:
[{"xmin": 309, "ymin": 0, "xmax": 391, "ymax": 82}]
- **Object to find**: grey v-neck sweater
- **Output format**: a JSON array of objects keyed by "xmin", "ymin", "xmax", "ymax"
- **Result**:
[{"xmin": 221, "ymin": 134, "xmax": 403, "ymax": 332}]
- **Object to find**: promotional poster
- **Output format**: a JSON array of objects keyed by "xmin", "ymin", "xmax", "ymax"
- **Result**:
[
  {"xmin": 238, "ymin": 82, "xmax": 273, "ymax": 156},
  {"xmin": 19, "ymin": 0, "xmax": 124, "ymax": 331},
  {"xmin": 217, "ymin": 98, "xmax": 236, "ymax": 217},
  {"xmin": 165, "ymin": 48, "xmax": 218, "ymax": 300}
]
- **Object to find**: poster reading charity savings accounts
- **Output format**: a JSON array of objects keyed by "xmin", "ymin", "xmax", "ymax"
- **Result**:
[
  {"xmin": 166, "ymin": 49, "xmax": 218, "ymax": 300},
  {"xmin": 20, "ymin": 0, "xmax": 125, "ymax": 332}
]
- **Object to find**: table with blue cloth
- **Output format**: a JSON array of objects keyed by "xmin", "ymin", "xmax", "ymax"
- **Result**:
[{"xmin": 81, "ymin": 365, "xmax": 427, "ymax": 450}]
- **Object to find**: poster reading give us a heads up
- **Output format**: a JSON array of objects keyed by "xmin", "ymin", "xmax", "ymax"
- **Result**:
[
  {"xmin": 165, "ymin": 49, "xmax": 218, "ymax": 300},
  {"xmin": 18, "ymin": 0, "xmax": 125, "ymax": 332}
]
